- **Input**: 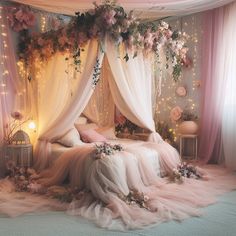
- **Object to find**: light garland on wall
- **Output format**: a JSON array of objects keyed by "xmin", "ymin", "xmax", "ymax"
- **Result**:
[{"xmin": 154, "ymin": 14, "xmax": 201, "ymax": 145}]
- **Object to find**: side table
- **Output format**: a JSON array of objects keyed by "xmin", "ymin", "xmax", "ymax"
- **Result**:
[
  {"xmin": 5, "ymin": 144, "xmax": 33, "ymax": 167},
  {"xmin": 179, "ymin": 134, "xmax": 198, "ymax": 160}
]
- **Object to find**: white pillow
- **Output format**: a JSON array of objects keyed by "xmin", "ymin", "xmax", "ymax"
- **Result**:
[
  {"xmin": 75, "ymin": 116, "xmax": 88, "ymax": 125},
  {"xmin": 96, "ymin": 127, "xmax": 117, "ymax": 140},
  {"xmin": 56, "ymin": 128, "xmax": 83, "ymax": 147}
]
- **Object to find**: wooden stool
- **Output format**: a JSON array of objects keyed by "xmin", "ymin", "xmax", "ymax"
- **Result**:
[{"xmin": 179, "ymin": 134, "xmax": 198, "ymax": 160}]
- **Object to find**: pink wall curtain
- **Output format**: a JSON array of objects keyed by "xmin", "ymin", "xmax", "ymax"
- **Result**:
[
  {"xmin": 198, "ymin": 8, "xmax": 226, "ymax": 163},
  {"xmin": 0, "ymin": 5, "xmax": 22, "ymax": 176}
]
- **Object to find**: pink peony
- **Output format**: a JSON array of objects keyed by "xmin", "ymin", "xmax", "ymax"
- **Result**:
[
  {"xmin": 58, "ymin": 35, "xmax": 68, "ymax": 47},
  {"xmin": 37, "ymin": 37, "xmax": 45, "ymax": 46},
  {"xmin": 116, "ymin": 114, "xmax": 126, "ymax": 125},
  {"xmin": 181, "ymin": 56, "xmax": 192, "ymax": 68},
  {"xmin": 11, "ymin": 111, "xmax": 23, "ymax": 120},
  {"xmin": 8, "ymin": 6, "xmax": 35, "ymax": 32},
  {"xmin": 170, "ymin": 106, "xmax": 183, "ymax": 123},
  {"xmin": 103, "ymin": 9, "xmax": 117, "ymax": 26},
  {"xmin": 77, "ymin": 32, "xmax": 88, "ymax": 45}
]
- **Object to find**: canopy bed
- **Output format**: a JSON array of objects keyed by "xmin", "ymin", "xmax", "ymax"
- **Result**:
[{"xmin": 0, "ymin": 0, "xmax": 236, "ymax": 231}]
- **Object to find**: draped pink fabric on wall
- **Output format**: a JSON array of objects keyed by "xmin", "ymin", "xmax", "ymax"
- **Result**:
[
  {"xmin": 0, "ymin": 5, "xmax": 21, "ymax": 177},
  {"xmin": 198, "ymin": 8, "xmax": 226, "ymax": 163}
]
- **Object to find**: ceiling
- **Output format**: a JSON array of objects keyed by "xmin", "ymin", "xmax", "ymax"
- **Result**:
[{"xmin": 10, "ymin": 0, "xmax": 236, "ymax": 19}]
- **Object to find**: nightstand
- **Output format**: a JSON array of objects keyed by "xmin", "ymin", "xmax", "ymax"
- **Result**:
[
  {"xmin": 5, "ymin": 144, "xmax": 33, "ymax": 167},
  {"xmin": 179, "ymin": 134, "xmax": 198, "ymax": 160}
]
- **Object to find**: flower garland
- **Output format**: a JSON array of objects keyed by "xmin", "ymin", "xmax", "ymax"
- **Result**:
[
  {"xmin": 18, "ymin": 1, "xmax": 189, "ymax": 82},
  {"xmin": 119, "ymin": 190, "xmax": 150, "ymax": 211},
  {"xmin": 8, "ymin": 5, "xmax": 36, "ymax": 32},
  {"xmin": 94, "ymin": 142, "xmax": 123, "ymax": 159},
  {"xmin": 172, "ymin": 162, "xmax": 203, "ymax": 183}
]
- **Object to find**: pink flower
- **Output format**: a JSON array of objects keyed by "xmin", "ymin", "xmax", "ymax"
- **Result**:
[
  {"xmin": 170, "ymin": 106, "xmax": 183, "ymax": 123},
  {"xmin": 176, "ymin": 86, "xmax": 187, "ymax": 97},
  {"xmin": 42, "ymin": 45, "xmax": 54, "ymax": 57},
  {"xmin": 58, "ymin": 35, "xmax": 68, "ymax": 47},
  {"xmin": 11, "ymin": 111, "xmax": 23, "ymax": 120},
  {"xmin": 89, "ymin": 25, "xmax": 99, "ymax": 37},
  {"xmin": 50, "ymin": 18, "xmax": 61, "ymax": 30},
  {"xmin": 77, "ymin": 32, "xmax": 88, "ymax": 45},
  {"xmin": 116, "ymin": 114, "xmax": 126, "ymax": 125},
  {"xmin": 103, "ymin": 9, "xmax": 116, "ymax": 26},
  {"xmin": 181, "ymin": 56, "xmax": 192, "ymax": 68},
  {"xmin": 8, "ymin": 6, "xmax": 35, "ymax": 32},
  {"xmin": 37, "ymin": 37, "xmax": 45, "ymax": 46}
]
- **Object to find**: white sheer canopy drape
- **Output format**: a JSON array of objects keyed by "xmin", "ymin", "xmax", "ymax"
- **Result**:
[
  {"xmin": 34, "ymin": 40, "xmax": 104, "ymax": 170},
  {"xmin": 83, "ymin": 64, "xmax": 115, "ymax": 127},
  {"xmin": 10, "ymin": 0, "xmax": 235, "ymax": 19},
  {"xmin": 105, "ymin": 38, "xmax": 162, "ymax": 142}
]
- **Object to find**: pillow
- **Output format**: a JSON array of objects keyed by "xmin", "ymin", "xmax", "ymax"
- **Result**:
[
  {"xmin": 96, "ymin": 127, "xmax": 117, "ymax": 140},
  {"xmin": 75, "ymin": 123, "xmax": 99, "ymax": 132},
  {"xmin": 56, "ymin": 128, "xmax": 83, "ymax": 147},
  {"xmin": 80, "ymin": 129, "xmax": 107, "ymax": 143},
  {"xmin": 75, "ymin": 116, "xmax": 88, "ymax": 125}
]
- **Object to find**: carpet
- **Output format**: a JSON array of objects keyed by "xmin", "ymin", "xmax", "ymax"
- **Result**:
[{"xmin": 0, "ymin": 190, "xmax": 236, "ymax": 236}]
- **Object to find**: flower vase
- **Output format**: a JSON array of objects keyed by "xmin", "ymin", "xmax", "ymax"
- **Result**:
[{"xmin": 178, "ymin": 121, "xmax": 198, "ymax": 135}]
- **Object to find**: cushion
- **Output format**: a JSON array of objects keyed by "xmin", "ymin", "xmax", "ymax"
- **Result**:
[
  {"xmin": 80, "ymin": 129, "xmax": 107, "ymax": 143},
  {"xmin": 75, "ymin": 116, "xmax": 88, "ymax": 125},
  {"xmin": 96, "ymin": 127, "xmax": 117, "ymax": 140},
  {"xmin": 75, "ymin": 123, "xmax": 99, "ymax": 132},
  {"xmin": 56, "ymin": 128, "xmax": 83, "ymax": 147}
]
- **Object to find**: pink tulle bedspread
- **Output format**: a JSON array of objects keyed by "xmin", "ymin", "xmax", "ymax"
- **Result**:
[{"xmin": 0, "ymin": 141, "xmax": 236, "ymax": 230}]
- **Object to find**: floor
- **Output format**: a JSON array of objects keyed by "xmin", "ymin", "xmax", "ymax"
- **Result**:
[{"xmin": 0, "ymin": 190, "xmax": 236, "ymax": 236}]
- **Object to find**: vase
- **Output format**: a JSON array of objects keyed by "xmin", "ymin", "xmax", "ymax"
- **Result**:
[{"xmin": 178, "ymin": 121, "xmax": 198, "ymax": 135}]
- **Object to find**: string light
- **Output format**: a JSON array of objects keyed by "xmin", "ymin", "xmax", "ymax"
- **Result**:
[
  {"xmin": 0, "ymin": 6, "xmax": 9, "ymax": 99},
  {"xmin": 41, "ymin": 15, "xmax": 46, "ymax": 32}
]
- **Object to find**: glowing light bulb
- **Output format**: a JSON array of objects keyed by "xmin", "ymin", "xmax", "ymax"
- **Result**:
[{"xmin": 28, "ymin": 121, "xmax": 36, "ymax": 130}]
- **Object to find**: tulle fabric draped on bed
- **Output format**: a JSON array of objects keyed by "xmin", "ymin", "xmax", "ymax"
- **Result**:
[{"xmin": 1, "ymin": 140, "xmax": 236, "ymax": 230}]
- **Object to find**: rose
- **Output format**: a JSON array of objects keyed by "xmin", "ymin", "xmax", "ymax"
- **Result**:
[
  {"xmin": 11, "ymin": 111, "xmax": 23, "ymax": 120},
  {"xmin": 176, "ymin": 86, "xmax": 187, "ymax": 97},
  {"xmin": 8, "ymin": 6, "xmax": 35, "ymax": 32},
  {"xmin": 170, "ymin": 106, "xmax": 183, "ymax": 123},
  {"xmin": 103, "ymin": 9, "xmax": 117, "ymax": 27}
]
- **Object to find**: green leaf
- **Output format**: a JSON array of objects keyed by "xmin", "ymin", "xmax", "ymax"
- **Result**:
[{"xmin": 123, "ymin": 53, "xmax": 129, "ymax": 62}]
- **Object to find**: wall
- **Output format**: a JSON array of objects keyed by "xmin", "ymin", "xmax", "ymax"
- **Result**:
[{"xmin": 153, "ymin": 13, "xmax": 203, "ymax": 147}]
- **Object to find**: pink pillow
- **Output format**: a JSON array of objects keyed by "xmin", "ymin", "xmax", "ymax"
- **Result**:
[{"xmin": 80, "ymin": 129, "xmax": 107, "ymax": 143}]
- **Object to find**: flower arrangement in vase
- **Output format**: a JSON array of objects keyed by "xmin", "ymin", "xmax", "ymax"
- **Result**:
[
  {"xmin": 178, "ymin": 109, "xmax": 198, "ymax": 135},
  {"xmin": 170, "ymin": 106, "xmax": 198, "ymax": 135}
]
